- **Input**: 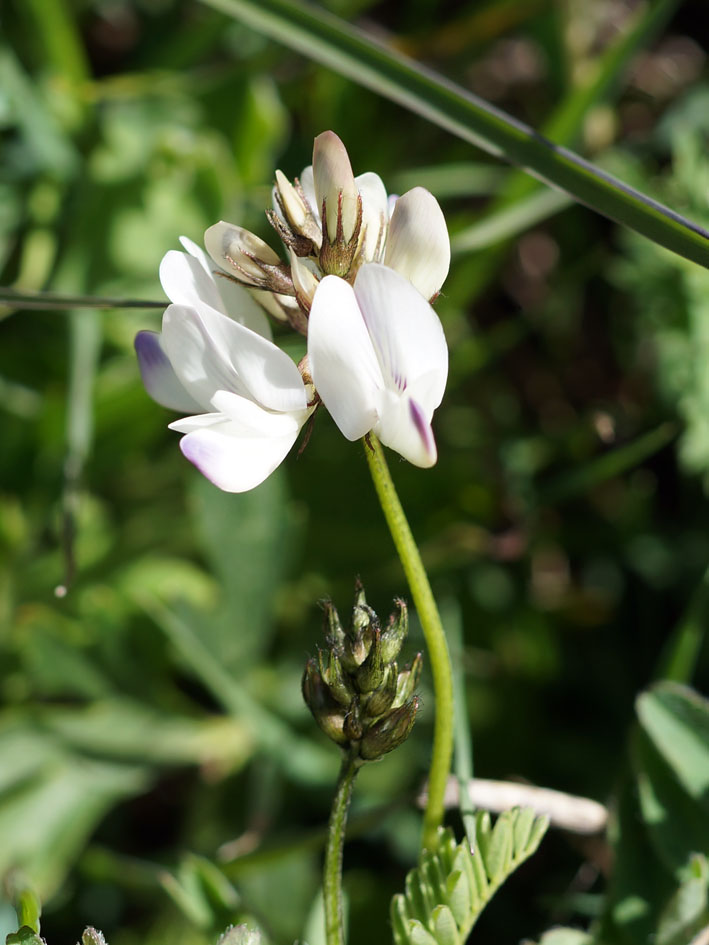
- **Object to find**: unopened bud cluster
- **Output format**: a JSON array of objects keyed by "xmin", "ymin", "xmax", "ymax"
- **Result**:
[
  {"xmin": 302, "ymin": 583, "xmax": 422, "ymax": 762},
  {"xmin": 204, "ymin": 131, "xmax": 392, "ymax": 335}
]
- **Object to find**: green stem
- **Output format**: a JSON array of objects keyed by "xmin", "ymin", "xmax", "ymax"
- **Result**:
[
  {"xmin": 324, "ymin": 753, "xmax": 359, "ymax": 945},
  {"xmin": 363, "ymin": 434, "xmax": 454, "ymax": 851}
]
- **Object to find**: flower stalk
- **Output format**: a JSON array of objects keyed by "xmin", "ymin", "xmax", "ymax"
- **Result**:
[
  {"xmin": 363, "ymin": 433, "xmax": 454, "ymax": 851},
  {"xmin": 323, "ymin": 751, "xmax": 359, "ymax": 945}
]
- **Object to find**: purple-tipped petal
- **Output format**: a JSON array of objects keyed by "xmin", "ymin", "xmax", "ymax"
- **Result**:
[
  {"xmin": 374, "ymin": 393, "xmax": 438, "ymax": 468},
  {"xmin": 179, "ymin": 417, "xmax": 302, "ymax": 493},
  {"xmin": 134, "ymin": 330, "xmax": 202, "ymax": 413}
]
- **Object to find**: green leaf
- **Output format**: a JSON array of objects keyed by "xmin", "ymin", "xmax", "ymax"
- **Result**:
[
  {"xmin": 198, "ymin": 0, "xmax": 709, "ymax": 270},
  {"xmin": 391, "ymin": 815, "xmax": 548, "ymax": 945},
  {"xmin": 44, "ymin": 698, "xmax": 253, "ymax": 771},
  {"xmin": 0, "ymin": 726, "xmax": 149, "ymax": 898},
  {"xmin": 636, "ymin": 683, "xmax": 709, "ymax": 803},
  {"xmin": 632, "ymin": 725, "xmax": 709, "ymax": 877},
  {"xmin": 656, "ymin": 859, "xmax": 709, "ymax": 945},
  {"xmin": 140, "ymin": 595, "xmax": 335, "ymax": 785},
  {"xmin": 189, "ymin": 468, "xmax": 298, "ymax": 673},
  {"xmin": 5, "ymin": 927, "xmax": 44, "ymax": 945}
]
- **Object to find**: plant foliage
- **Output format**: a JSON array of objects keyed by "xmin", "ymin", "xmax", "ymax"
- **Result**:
[{"xmin": 391, "ymin": 811, "xmax": 549, "ymax": 945}]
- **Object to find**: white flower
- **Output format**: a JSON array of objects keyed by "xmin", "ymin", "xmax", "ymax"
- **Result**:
[
  {"xmin": 135, "ymin": 245, "xmax": 313, "ymax": 493},
  {"xmin": 308, "ymin": 263, "xmax": 448, "ymax": 468}
]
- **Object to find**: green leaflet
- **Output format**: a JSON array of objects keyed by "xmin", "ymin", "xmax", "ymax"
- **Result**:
[{"xmin": 391, "ymin": 811, "xmax": 549, "ymax": 945}]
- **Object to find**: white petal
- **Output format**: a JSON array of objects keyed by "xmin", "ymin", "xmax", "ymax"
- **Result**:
[
  {"xmin": 299, "ymin": 165, "xmax": 320, "ymax": 223},
  {"xmin": 308, "ymin": 275, "xmax": 383, "ymax": 440},
  {"xmin": 179, "ymin": 236, "xmax": 272, "ymax": 340},
  {"xmin": 162, "ymin": 304, "xmax": 247, "ymax": 405},
  {"xmin": 177, "ymin": 403, "xmax": 304, "ymax": 493},
  {"xmin": 169, "ymin": 412, "xmax": 225, "ymax": 433},
  {"xmin": 134, "ymin": 330, "xmax": 203, "ymax": 413},
  {"xmin": 163, "ymin": 303, "xmax": 307, "ymax": 413},
  {"xmin": 356, "ymin": 171, "xmax": 389, "ymax": 263},
  {"xmin": 212, "ymin": 389, "xmax": 308, "ymax": 433},
  {"xmin": 384, "ymin": 187, "xmax": 450, "ymax": 299},
  {"xmin": 160, "ymin": 249, "xmax": 227, "ymax": 315},
  {"xmin": 212, "ymin": 278, "xmax": 273, "ymax": 340},
  {"xmin": 374, "ymin": 392, "xmax": 438, "ymax": 468},
  {"xmin": 353, "ymin": 263, "xmax": 448, "ymax": 413}
]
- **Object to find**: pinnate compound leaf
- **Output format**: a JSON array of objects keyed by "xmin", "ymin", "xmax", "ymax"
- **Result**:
[{"xmin": 391, "ymin": 811, "xmax": 548, "ymax": 945}]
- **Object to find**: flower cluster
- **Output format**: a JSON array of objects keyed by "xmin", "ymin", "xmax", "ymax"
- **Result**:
[
  {"xmin": 302, "ymin": 583, "xmax": 421, "ymax": 761},
  {"xmin": 135, "ymin": 131, "xmax": 450, "ymax": 492}
]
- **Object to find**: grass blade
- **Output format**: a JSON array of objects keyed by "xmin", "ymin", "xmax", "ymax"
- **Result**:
[{"xmin": 198, "ymin": 0, "xmax": 709, "ymax": 269}]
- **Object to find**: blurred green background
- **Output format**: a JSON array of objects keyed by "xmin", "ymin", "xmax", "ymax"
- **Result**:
[{"xmin": 1, "ymin": 0, "xmax": 709, "ymax": 942}]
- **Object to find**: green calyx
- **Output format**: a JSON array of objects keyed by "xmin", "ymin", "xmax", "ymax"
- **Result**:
[{"xmin": 302, "ymin": 581, "xmax": 421, "ymax": 761}]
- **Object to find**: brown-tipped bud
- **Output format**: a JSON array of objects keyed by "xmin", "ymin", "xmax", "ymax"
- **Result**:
[
  {"xmin": 275, "ymin": 169, "xmax": 308, "ymax": 229},
  {"xmin": 272, "ymin": 170, "xmax": 322, "ymax": 251},
  {"xmin": 346, "ymin": 622, "xmax": 374, "ymax": 670},
  {"xmin": 266, "ymin": 208, "xmax": 315, "ymax": 258},
  {"xmin": 360, "ymin": 697, "xmax": 419, "ymax": 761},
  {"xmin": 364, "ymin": 663, "xmax": 398, "ymax": 719},
  {"xmin": 353, "ymin": 577, "xmax": 367, "ymax": 610},
  {"xmin": 319, "ymin": 648, "xmax": 355, "ymax": 707},
  {"xmin": 324, "ymin": 600, "xmax": 347, "ymax": 650},
  {"xmin": 380, "ymin": 598, "xmax": 408, "ymax": 663},
  {"xmin": 205, "ymin": 222, "xmax": 293, "ymax": 294},
  {"xmin": 356, "ymin": 628, "xmax": 385, "ymax": 693},
  {"xmin": 343, "ymin": 699, "xmax": 364, "ymax": 741},
  {"xmin": 313, "ymin": 131, "xmax": 358, "ymax": 244},
  {"xmin": 393, "ymin": 652, "xmax": 423, "ymax": 708},
  {"xmin": 302, "ymin": 659, "xmax": 348, "ymax": 746}
]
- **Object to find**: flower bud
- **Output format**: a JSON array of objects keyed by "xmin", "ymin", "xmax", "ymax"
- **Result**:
[
  {"xmin": 393, "ymin": 652, "xmax": 423, "ymax": 708},
  {"xmin": 303, "ymin": 583, "xmax": 421, "ymax": 760},
  {"xmin": 360, "ymin": 697, "xmax": 419, "ymax": 761},
  {"xmin": 380, "ymin": 598, "xmax": 407, "ymax": 663},
  {"xmin": 364, "ymin": 663, "xmax": 398, "ymax": 718},
  {"xmin": 313, "ymin": 132, "xmax": 363, "ymax": 277},
  {"xmin": 313, "ymin": 131, "xmax": 358, "ymax": 243},
  {"xmin": 82, "ymin": 930, "xmax": 108, "ymax": 945},
  {"xmin": 272, "ymin": 170, "xmax": 322, "ymax": 252},
  {"xmin": 275, "ymin": 169, "xmax": 308, "ymax": 230},
  {"xmin": 289, "ymin": 249, "xmax": 320, "ymax": 311},
  {"xmin": 205, "ymin": 222, "xmax": 293, "ymax": 294},
  {"xmin": 302, "ymin": 658, "xmax": 348, "ymax": 746},
  {"xmin": 318, "ymin": 648, "xmax": 355, "ymax": 707},
  {"xmin": 356, "ymin": 629, "xmax": 385, "ymax": 693},
  {"xmin": 324, "ymin": 599, "xmax": 347, "ymax": 650},
  {"xmin": 343, "ymin": 699, "xmax": 364, "ymax": 741}
]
